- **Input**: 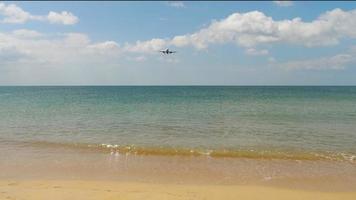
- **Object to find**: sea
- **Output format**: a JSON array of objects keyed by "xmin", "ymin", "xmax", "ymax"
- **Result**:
[{"xmin": 1, "ymin": 86, "xmax": 355, "ymax": 188}]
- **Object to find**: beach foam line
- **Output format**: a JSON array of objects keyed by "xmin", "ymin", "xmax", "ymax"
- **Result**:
[{"xmin": 6, "ymin": 139, "xmax": 356, "ymax": 162}]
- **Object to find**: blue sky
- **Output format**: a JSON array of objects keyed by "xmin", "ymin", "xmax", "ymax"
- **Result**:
[{"xmin": 1, "ymin": 1, "xmax": 356, "ymax": 85}]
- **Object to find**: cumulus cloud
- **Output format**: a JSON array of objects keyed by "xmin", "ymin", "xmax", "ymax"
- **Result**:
[
  {"xmin": 62, "ymin": 33, "xmax": 90, "ymax": 47},
  {"xmin": 12, "ymin": 29, "xmax": 43, "ymax": 38},
  {"xmin": 273, "ymin": 1, "xmax": 294, "ymax": 7},
  {"xmin": 0, "ymin": 2, "xmax": 37, "ymax": 23},
  {"xmin": 0, "ymin": 30, "xmax": 120, "ymax": 68},
  {"xmin": 134, "ymin": 56, "xmax": 147, "ymax": 62},
  {"xmin": 124, "ymin": 38, "xmax": 167, "ymax": 53},
  {"xmin": 121, "ymin": 8, "xmax": 356, "ymax": 54},
  {"xmin": 88, "ymin": 41, "xmax": 120, "ymax": 55},
  {"xmin": 47, "ymin": 11, "xmax": 78, "ymax": 25},
  {"xmin": 3, "ymin": 7, "xmax": 356, "ymax": 72},
  {"xmin": 245, "ymin": 48, "xmax": 269, "ymax": 56},
  {"xmin": 0, "ymin": 46, "xmax": 28, "ymax": 63},
  {"xmin": 274, "ymin": 46, "xmax": 356, "ymax": 70},
  {"xmin": 276, "ymin": 54, "xmax": 355, "ymax": 70},
  {"xmin": 82, "ymin": 8, "xmax": 356, "ymax": 70},
  {"xmin": 166, "ymin": 9, "xmax": 356, "ymax": 49},
  {"xmin": 158, "ymin": 56, "xmax": 180, "ymax": 64},
  {"xmin": 167, "ymin": 1, "xmax": 185, "ymax": 8},
  {"xmin": 0, "ymin": 2, "xmax": 78, "ymax": 25},
  {"xmin": 268, "ymin": 57, "xmax": 276, "ymax": 62},
  {"xmin": 106, "ymin": 8, "xmax": 353, "ymax": 56},
  {"xmin": 55, "ymin": 8, "xmax": 356, "ymax": 57}
]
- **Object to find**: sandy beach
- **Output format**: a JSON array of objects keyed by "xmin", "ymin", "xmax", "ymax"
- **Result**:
[
  {"xmin": 2, "ymin": 0, "xmax": 356, "ymax": 198},
  {"xmin": 1, "ymin": 86, "xmax": 356, "ymax": 199},
  {"xmin": 1, "ymin": 141, "xmax": 356, "ymax": 200},
  {"xmin": 1, "ymin": 180, "xmax": 356, "ymax": 200}
]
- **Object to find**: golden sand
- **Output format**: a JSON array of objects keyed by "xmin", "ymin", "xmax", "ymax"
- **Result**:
[{"xmin": 0, "ymin": 180, "xmax": 355, "ymax": 200}]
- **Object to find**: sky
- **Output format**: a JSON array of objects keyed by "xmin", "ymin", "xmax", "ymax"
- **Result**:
[{"xmin": 1, "ymin": 1, "xmax": 356, "ymax": 85}]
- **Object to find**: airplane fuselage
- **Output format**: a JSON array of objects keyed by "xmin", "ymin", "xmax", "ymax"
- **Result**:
[{"xmin": 160, "ymin": 49, "xmax": 176, "ymax": 54}]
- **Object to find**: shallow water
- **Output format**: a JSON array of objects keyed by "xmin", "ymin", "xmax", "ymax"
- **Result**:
[
  {"xmin": 1, "ymin": 86, "xmax": 355, "ymax": 156},
  {"xmin": 1, "ymin": 86, "xmax": 356, "ymax": 189}
]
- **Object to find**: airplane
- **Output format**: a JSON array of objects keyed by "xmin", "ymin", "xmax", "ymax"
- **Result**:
[{"xmin": 159, "ymin": 48, "xmax": 177, "ymax": 54}]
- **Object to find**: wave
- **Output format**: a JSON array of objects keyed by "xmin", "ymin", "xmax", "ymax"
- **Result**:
[{"xmin": 6, "ymin": 139, "xmax": 356, "ymax": 163}]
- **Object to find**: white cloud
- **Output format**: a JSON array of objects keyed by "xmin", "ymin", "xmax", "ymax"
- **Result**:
[
  {"xmin": 158, "ymin": 56, "xmax": 180, "ymax": 64},
  {"xmin": 111, "ymin": 8, "xmax": 356, "ymax": 55},
  {"xmin": 47, "ymin": 11, "xmax": 78, "ymax": 25},
  {"xmin": 274, "ymin": 1, "xmax": 294, "ymax": 7},
  {"xmin": 0, "ymin": 2, "xmax": 36, "ymax": 23},
  {"xmin": 0, "ymin": 2, "xmax": 78, "ymax": 25},
  {"xmin": 171, "ymin": 35, "xmax": 190, "ymax": 47},
  {"xmin": 268, "ymin": 57, "xmax": 276, "ymax": 62},
  {"xmin": 2, "ymin": 7, "xmax": 356, "ymax": 74},
  {"xmin": 124, "ymin": 38, "xmax": 167, "ymax": 53},
  {"xmin": 126, "ymin": 55, "xmax": 147, "ymax": 62},
  {"xmin": 89, "ymin": 41, "xmax": 119, "ymax": 50},
  {"xmin": 85, "ymin": 7, "xmax": 356, "ymax": 70},
  {"xmin": 0, "ymin": 46, "xmax": 28, "ymax": 63},
  {"xmin": 275, "ymin": 49, "xmax": 356, "ymax": 70},
  {"xmin": 77, "ymin": 8, "xmax": 356, "ymax": 57},
  {"xmin": 166, "ymin": 9, "xmax": 356, "ymax": 49},
  {"xmin": 63, "ymin": 33, "xmax": 90, "ymax": 47},
  {"xmin": 88, "ymin": 41, "xmax": 120, "ymax": 55},
  {"xmin": 135, "ymin": 56, "xmax": 147, "ymax": 62},
  {"xmin": 167, "ymin": 1, "xmax": 185, "ymax": 8},
  {"xmin": 0, "ymin": 30, "xmax": 121, "ymax": 68},
  {"xmin": 245, "ymin": 48, "xmax": 269, "ymax": 56},
  {"xmin": 12, "ymin": 29, "xmax": 43, "ymax": 38}
]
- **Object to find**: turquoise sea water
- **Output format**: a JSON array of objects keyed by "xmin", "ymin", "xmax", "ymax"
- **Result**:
[{"xmin": 0, "ymin": 86, "xmax": 355, "ymax": 160}]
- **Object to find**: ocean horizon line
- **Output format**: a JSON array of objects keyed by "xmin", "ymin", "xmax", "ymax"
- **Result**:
[{"xmin": 1, "ymin": 85, "xmax": 356, "ymax": 87}]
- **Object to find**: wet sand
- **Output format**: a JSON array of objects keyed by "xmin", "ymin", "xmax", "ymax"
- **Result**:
[
  {"xmin": 1, "ymin": 180, "xmax": 356, "ymax": 200},
  {"xmin": 1, "ymin": 142, "xmax": 356, "ymax": 199}
]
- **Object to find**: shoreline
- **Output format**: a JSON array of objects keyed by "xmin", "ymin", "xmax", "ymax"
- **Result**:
[
  {"xmin": 6, "ymin": 139, "xmax": 356, "ymax": 162},
  {"xmin": 1, "ymin": 180, "xmax": 356, "ymax": 200},
  {"xmin": 2, "ymin": 142, "xmax": 356, "ymax": 193}
]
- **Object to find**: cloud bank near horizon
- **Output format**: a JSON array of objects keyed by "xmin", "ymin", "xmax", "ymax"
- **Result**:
[{"xmin": 1, "ymin": 2, "xmax": 356, "ymax": 85}]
